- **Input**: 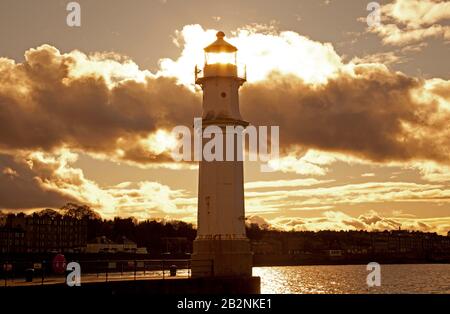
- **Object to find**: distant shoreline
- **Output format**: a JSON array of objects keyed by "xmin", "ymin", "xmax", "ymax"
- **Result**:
[{"xmin": 253, "ymin": 256, "xmax": 450, "ymax": 267}]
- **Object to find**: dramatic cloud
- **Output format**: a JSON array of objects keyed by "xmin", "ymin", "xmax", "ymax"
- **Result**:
[
  {"xmin": 241, "ymin": 65, "xmax": 450, "ymax": 164},
  {"xmin": 384, "ymin": 0, "xmax": 450, "ymax": 27},
  {"xmin": 410, "ymin": 161, "xmax": 450, "ymax": 182},
  {"xmin": 1, "ymin": 27, "xmax": 449, "ymax": 170},
  {"xmin": 161, "ymin": 24, "xmax": 450, "ymax": 166},
  {"xmin": 0, "ymin": 45, "xmax": 200, "ymax": 165},
  {"xmin": 262, "ymin": 210, "xmax": 450, "ymax": 235},
  {"xmin": 0, "ymin": 151, "xmax": 195, "ymax": 220},
  {"xmin": 266, "ymin": 150, "xmax": 340, "ymax": 176},
  {"xmin": 159, "ymin": 24, "xmax": 343, "ymax": 86},
  {"xmin": 245, "ymin": 181, "xmax": 450, "ymax": 214},
  {"xmin": 0, "ymin": 153, "xmax": 76, "ymax": 208},
  {"xmin": 365, "ymin": 0, "xmax": 450, "ymax": 45}
]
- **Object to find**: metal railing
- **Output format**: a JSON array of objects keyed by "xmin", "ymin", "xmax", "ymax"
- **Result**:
[{"xmin": 0, "ymin": 258, "xmax": 213, "ymax": 287}]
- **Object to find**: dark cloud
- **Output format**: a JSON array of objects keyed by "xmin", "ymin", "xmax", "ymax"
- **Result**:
[
  {"xmin": 0, "ymin": 154, "xmax": 77, "ymax": 209},
  {"xmin": 241, "ymin": 66, "xmax": 450, "ymax": 164},
  {"xmin": 0, "ymin": 45, "xmax": 200, "ymax": 164},
  {"xmin": 1, "ymin": 45, "xmax": 449, "ymax": 167}
]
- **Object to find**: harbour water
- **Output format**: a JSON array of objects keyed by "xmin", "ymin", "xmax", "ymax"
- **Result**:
[{"xmin": 253, "ymin": 264, "xmax": 450, "ymax": 294}]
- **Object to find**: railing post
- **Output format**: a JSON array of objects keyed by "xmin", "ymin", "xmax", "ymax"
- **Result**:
[
  {"xmin": 195, "ymin": 65, "xmax": 197, "ymax": 82},
  {"xmin": 41, "ymin": 260, "xmax": 45, "ymax": 285},
  {"xmin": 134, "ymin": 260, "xmax": 137, "ymax": 281},
  {"xmin": 162, "ymin": 259, "xmax": 165, "ymax": 280},
  {"xmin": 188, "ymin": 260, "xmax": 190, "ymax": 278}
]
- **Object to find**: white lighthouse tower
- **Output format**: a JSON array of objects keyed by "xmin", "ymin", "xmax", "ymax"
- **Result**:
[{"xmin": 191, "ymin": 31, "xmax": 252, "ymax": 277}]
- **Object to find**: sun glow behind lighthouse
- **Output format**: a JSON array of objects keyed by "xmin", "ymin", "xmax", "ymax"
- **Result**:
[
  {"xmin": 158, "ymin": 25, "xmax": 344, "ymax": 87},
  {"xmin": 206, "ymin": 52, "xmax": 235, "ymax": 65}
]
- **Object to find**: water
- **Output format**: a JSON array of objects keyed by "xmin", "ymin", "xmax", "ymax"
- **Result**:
[{"xmin": 253, "ymin": 264, "xmax": 450, "ymax": 294}]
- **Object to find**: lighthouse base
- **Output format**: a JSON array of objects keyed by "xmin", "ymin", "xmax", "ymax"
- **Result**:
[{"xmin": 191, "ymin": 238, "xmax": 253, "ymax": 278}]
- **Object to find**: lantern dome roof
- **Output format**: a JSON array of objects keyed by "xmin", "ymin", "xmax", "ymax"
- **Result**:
[{"xmin": 204, "ymin": 31, "xmax": 237, "ymax": 53}]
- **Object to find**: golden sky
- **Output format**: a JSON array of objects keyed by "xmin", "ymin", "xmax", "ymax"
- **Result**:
[{"xmin": 0, "ymin": 0, "xmax": 449, "ymax": 234}]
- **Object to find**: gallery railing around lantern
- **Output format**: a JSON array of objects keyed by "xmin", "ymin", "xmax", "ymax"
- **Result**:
[{"xmin": 195, "ymin": 64, "xmax": 247, "ymax": 85}]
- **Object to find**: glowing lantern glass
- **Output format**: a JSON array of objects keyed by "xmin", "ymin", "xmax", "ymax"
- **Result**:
[{"xmin": 204, "ymin": 31, "xmax": 237, "ymax": 66}]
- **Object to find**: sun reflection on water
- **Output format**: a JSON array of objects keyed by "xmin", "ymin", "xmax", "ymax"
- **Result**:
[{"xmin": 253, "ymin": 264, "xmax": 450, "ymax": 294}]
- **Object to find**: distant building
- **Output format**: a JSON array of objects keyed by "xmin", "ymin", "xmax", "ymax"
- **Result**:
[
  {"xmin": 371, "ymin": 233, "xmax": 390, "ymax": 253},
  {"xmin": 0, "ymin": 227, "xmax": 25, "ymax": 253},
  {"xmin": 85, "ymin": 236, "xmax": 147, "ymax": 254},
  {"xmin": 251, "ymin": 239, "xmax": 282, "ymax": 255},
  {"xmin": 282, "ymin": 237, "xmax": 306, "ymax": 255},
  {"xmin": 1, "ymin": 213, "xmax": 87, "ymax": 253},
  {"xmin": 161, "ymin": 237, "xmax": 190, "ymax": 254},
  {"xmin": 327, "ymin": 249, "xmax": 344, "ymax": 257}
]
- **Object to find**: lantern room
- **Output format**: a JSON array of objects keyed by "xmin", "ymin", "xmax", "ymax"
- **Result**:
[
  {"xmin": 195, "ymin": 31, "xmax": 246, "ymax": 84},
  {"xmin": 204, "ymin": 31, "xmax": 237, "ymax": 65}
]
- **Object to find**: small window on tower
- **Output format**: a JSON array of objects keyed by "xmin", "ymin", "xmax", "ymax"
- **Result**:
[{"xmin": 221, "ymin": 92, "xmax": 227, "ymax": 98}]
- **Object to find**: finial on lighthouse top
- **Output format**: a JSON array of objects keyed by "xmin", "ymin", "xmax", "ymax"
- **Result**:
[{"xmin": 204, "ymin": 31, "xmax": 237, "ymax": 53}]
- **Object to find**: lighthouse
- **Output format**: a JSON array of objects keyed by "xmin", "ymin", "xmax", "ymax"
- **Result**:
[{"xmin": 191, "ymin": 31, "xmax": 252, "ymax": 277}]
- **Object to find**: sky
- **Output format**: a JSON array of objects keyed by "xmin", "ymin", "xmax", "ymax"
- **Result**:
[{"xmin": 0, "ymin": 0, "xmax": 450, "ymax": 234}]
